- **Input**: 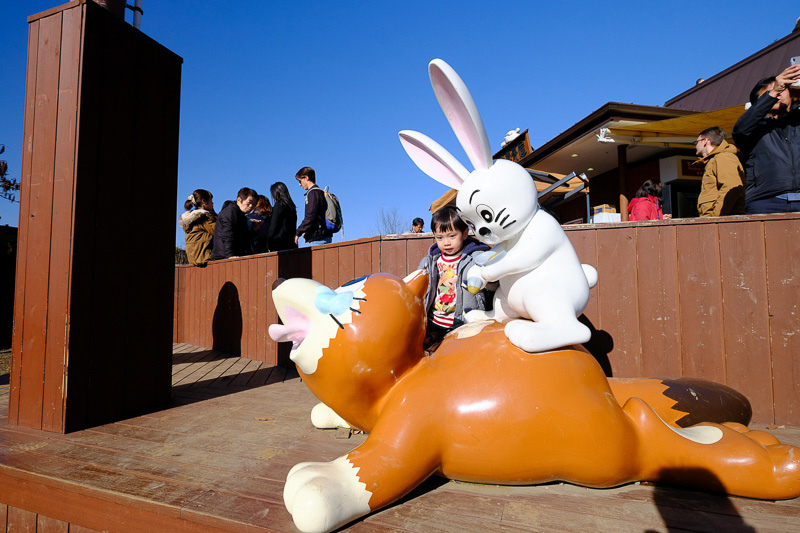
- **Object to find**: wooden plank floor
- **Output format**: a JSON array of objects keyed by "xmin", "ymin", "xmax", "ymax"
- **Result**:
[{"xmin": 1, "ymin": 344, "xmax": 799, "ymax": 532}]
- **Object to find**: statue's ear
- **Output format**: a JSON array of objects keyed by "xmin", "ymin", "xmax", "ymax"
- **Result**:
[
  {"xmin": 403, "ymin": 269, "xmax": 429, "ymax": 300},
  {"xmin": 399, "ymin": 130, "xmax": 468, "ymax": 190}
]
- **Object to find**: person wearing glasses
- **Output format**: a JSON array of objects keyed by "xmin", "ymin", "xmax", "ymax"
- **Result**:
[
  {"xmin": 733, "ymin": 64, "xmax": 800, "ymax": 214},
  {"xmin": 695, "ymin": 127, "xmax": 745, "ymax": 217}
]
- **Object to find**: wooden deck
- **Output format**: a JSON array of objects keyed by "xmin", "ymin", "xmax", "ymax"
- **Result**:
[{"xmin": 1, "ymin": 344, "xmax": 799, "ymax": 532}]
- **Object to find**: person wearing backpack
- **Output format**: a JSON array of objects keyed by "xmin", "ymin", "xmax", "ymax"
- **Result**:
[{"xmin": 295, "ymin": 166, "xmax": 334, "ymax": 246}]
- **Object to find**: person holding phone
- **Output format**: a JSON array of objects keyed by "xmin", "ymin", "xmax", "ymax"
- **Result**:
[{"xmin": 732, "ymin": 63, "xmax": 800, "ymax": 214}]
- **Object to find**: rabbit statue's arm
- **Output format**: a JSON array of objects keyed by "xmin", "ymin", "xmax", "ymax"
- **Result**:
[
  {"xmin": 465, "ymin": 248, "xmax": 507, "ymax": 292},
  {"xmin": 480, "ymin": 214, "xmax": 562, "ymax": 281}
]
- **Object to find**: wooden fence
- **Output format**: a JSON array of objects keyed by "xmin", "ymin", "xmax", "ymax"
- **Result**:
[{"xmin": 174, "ymin": 213, "xmax": 800, "ymax": 425}]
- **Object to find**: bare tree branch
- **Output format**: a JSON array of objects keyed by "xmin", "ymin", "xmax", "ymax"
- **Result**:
[
  {"xmin": 0, "ymin": 145, "xmax": 19, "ymax": 204},
  {"xmin": 374, "ymin": 206, "xmax": 406, "ymax": 235}
]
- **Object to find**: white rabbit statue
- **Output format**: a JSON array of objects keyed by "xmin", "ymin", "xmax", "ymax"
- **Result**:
[{"xmin": 399, "ymin": 59, "xmax": 598, "ymax": 353}]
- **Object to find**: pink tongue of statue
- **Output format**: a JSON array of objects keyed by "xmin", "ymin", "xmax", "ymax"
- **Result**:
[{"xmin": 268, "ymin": 306, "xmax": 310, "ymax": 349}]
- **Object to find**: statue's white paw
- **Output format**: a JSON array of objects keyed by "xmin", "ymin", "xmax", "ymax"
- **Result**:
[
  {"xmin": 284, "ymin": 457, "xmax": 372, "ymax": 533},
  {"xmin": 310, "ymin": 402, "xmax": 350, "ymax": 429}
]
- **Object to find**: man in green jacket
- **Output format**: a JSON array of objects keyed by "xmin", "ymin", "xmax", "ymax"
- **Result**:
[{"xmin": 695, "ymin": 126, "xmax": 746, "ymax": 217}]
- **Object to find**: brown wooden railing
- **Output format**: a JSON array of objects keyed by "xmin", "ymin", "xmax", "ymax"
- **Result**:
[{"xmin": 174, "ymin": 214, "xmax": 800, "ymax": 425}]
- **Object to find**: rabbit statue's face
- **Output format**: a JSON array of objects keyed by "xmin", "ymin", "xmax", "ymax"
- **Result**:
[{"xmin": 456, "ymin": 159, "xmax": 538, "ymax": 245}]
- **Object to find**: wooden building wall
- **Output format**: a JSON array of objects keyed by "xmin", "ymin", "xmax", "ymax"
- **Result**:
[
  {"xmin": 175, "ymin": 215, "xmax": 800, "ymax": 425},
  {"xmin": 10, "ymin": 1, "xmax": 182, "ymax": 433}
]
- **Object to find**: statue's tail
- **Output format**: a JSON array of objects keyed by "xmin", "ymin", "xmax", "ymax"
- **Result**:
[{"xmin": 582, "ymin": 264, "xmax": 598, "ymax": 288}]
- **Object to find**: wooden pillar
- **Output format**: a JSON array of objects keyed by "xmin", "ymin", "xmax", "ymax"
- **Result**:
[
  {"xmin": 618, "ymin": 144, "xmax": 629, "ymax": 222},
  {"xmin": 9, "ymin": 0, "xmax": 182, "ymax": 433}
]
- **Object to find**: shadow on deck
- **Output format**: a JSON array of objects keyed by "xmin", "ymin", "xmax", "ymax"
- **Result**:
[{"xmin": 0, "ymin": 344, "xmax": 798, "ymax": 532}]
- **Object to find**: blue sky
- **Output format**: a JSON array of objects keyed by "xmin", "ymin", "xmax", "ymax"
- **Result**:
[{"xmin": 1, "ymin": 1, "xmax": 797, "ymax": 246}]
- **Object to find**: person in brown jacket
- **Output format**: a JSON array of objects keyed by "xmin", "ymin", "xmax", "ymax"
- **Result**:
[
  {"xmin": 695, "ymin": 127, "xmax": 746, "ymax": 217},
  {"xmin": 180, "ymin": 189, "xmax": 217, "ymax": 266}
]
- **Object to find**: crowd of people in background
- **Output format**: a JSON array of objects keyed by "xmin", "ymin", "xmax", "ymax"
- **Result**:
[
  {"xmin": 180, "ymin": 166, "xmax": 330, "ymax": 266},
  {"xmin": 628, "ymin": 64, "xmax": 800, "ymax": 221},
  {"xmin": 181, "ymin": 67, "xmax": 800, "ymax": 264}
]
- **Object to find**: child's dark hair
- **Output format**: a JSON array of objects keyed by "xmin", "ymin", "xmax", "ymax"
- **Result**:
[{"xmin": 431, "ymin": 205, "xmax": 468, "ymax": 233}]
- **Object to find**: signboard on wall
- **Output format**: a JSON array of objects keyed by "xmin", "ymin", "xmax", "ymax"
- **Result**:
[
  {"xmin": 659, "ymin": 155, "xmax": 704, "ymax": 183},
  {"xmin": 495, "ymin": 129, "xmax": 532, "ymax": 163}
]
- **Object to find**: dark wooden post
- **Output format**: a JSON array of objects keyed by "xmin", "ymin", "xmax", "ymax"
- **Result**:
[
  {"xmin": 618, "ymin": 144, "xmax": 629, "ymax": 222},
  {"xmin": 9, "ymin": 0, "xmax": 182, "ymax": 433}
]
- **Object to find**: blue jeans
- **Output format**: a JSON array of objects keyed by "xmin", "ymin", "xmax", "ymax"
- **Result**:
[
  {"xmin": 306, "ymin": 237, "xmax": 332, "ymax": 246},
  {"xmin": 746, "ymin": 195, "xmax": 800, "ymax": 214}
]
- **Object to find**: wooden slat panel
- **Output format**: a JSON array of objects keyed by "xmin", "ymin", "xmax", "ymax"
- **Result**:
[
  {"xmin": 67, "ymin": 525, "xmax": 100, "ymax": 533},
  {"xmin": 41, "ymin": 6, "xmax": 81, "ymax": 432},
  {"xmin": 197, "ymin": 265, "xmax": 207, "ymax": 350},
  {"xmin": 765, "ymin": 219, "xmax": 800, "ymax": 425},
  {"xmin": 371, "ymin": 240, "xmax": 381, "ymax": 273},
  {"xmin": 232, "ymin": 260, "xmax": 242, "ymax": 357},
  {"xmin": 595, "ymin": 227, "xmax": 640, "ymax": 377},
  {"xmin": 635, "ymin": 225, "xmax": 681, "ymax": 377},
  {"xmin": 7, "ymin": 506, "xmax": 36, "ymax": 533},
  {"xmin": 265, "ymin": 255, "xmax": 280, "ymax": 366},
  {"xmin": 311, "ymin": 247, "xmax": 325, "ymax": 284},
  {"xmin": 9, "ymin": 19, "xmax": 42, "ymax": 426},
  {"xmin": 36, "ymin": 514, "xmax": 69, "ymax": 533},
  {"xmin": 18, "ymin": 12, "xmax": 63, "ymax": 429},
  {"xmin": 379, "ymin": 240, "xmax": 406, "ymax": 279},
  {"xmin": 675, "ymin": 223, "xmax": 725, "ymax": 383},
  {"xmin": 405, "ymin": 238, "xmax": 432, "ymax": 275},
  {"xmin": 718, "ymin": 221, "xmax": 773, "ymax": 423},
  {"xmin": 566, "ymin": 228, "xmax": 603, "ymax": 367},
  {"xmin": 354, "ymin": 242, "xmax": 373, "ymax": 278},
  {"xmin": 188, "ymin": 267, "xmax": 197, "ymax": 346},
  {"xmin": 323, "ymin": 247, "xmax": 339, "ymax": 288},
  {"xmin": 247, "ymin": 257, "xmax": 258, "ymax": 359},
  {"xmin": 238, "ymin": 259, "xmax": 249, "ymax": 358},
  {"xmin": 255, "ymin": 257, "xmax": 266, "ymax": 362},
  {"xmin": 172, "ymin": 270, "xmax": 179, "ymax": 343},
  {"xmin": 338, "ymin": 244, "xmax": 355, "ymax": 285},
  {"xmin": 176, "ymin": 269, "xmax": 187, "ymax": 344}
]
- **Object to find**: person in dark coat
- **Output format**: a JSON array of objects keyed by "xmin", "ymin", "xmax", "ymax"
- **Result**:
[
  {"xmin": 210, "ymin": 187, "xmax": 258, "ymax": 260},
  {"xmin": 732, "ymin": 64, "xmax": 800, "ymax": 214},
  {"xmin": 294, "ymin": 166, "xmax": 333, "ymax": 246},
  {"xmin": 247, "ymin": 195, "xmax": 272, "ymax": 254},
  {"xmin": 268, "ymin": 181, "xmax": 298, "ymax": 252}
]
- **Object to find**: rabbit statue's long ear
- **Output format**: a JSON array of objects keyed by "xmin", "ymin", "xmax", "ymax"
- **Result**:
[
  {"xmin": 399, "ymin": 130, "xmax": 469, "ymax": 190},
  {"xmin": 429, "ymin": 59, "xmax": 493, "ymax": 171}
]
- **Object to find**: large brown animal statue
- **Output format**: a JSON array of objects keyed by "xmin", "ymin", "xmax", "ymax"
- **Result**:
[{"xmin": 268, "ymin": 272, "xmax": 800, "ymax": 533}]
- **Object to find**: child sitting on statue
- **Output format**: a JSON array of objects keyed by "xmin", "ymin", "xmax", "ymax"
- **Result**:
[{"xmin": 417, "ymin": 206, "xmax": 494, "ymax": 351}]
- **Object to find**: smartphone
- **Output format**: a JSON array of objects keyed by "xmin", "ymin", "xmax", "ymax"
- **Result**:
[{"xmin": 792, "ymin": 56, "xmax": 800, "ymax": 86}]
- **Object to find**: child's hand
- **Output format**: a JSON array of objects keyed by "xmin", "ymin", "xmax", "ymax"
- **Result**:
[{"xmin": 464, "ymin": 264, "xmax": 487, "ymax": 294}]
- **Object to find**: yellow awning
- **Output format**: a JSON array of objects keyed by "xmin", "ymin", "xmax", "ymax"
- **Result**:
[{"xmin": 607, "ymin": 105, "xmax": 746, "ymax": 145}]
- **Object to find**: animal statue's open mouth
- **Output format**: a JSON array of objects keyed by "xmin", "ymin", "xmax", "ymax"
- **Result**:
[
  {"xmin": 268, "ymin": 276, "xmax": 369, "ymax": 374},
  {"xmin": 268, "ymin": 306, "xmax": 310, "ymax": 350}
]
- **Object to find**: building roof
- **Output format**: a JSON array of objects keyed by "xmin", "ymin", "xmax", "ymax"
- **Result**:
[
  {"xmin": 665, "ymin": 29, "xmax": 800, "ymax": 111},
  {"xmin": 519, "ymin": 103, "xmax": 696, "ymax": 179}
]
